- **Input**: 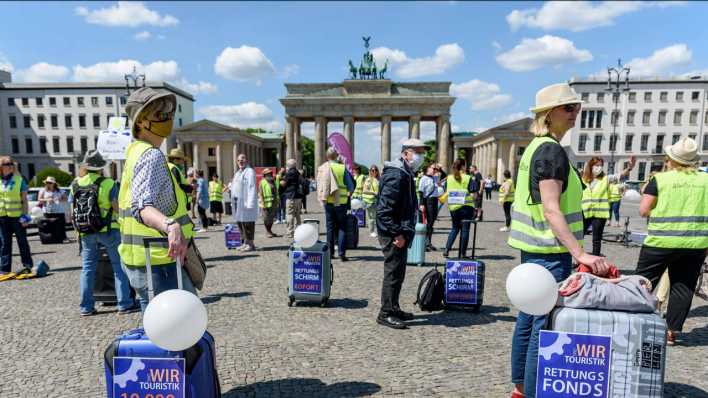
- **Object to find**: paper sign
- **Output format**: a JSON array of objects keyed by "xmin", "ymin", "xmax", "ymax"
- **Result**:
[
  {"xmin": 108, "ymin": 117, "xmax": 127, "ymax": 133},
  {"xmin": 353, "ymin": 208, "xmax": 366, "ymax": 227},
  {"xmin": 291, "ymin": 250, "xmax": 323, "ymax": 294},
  {"xmin": 445, "ymin": 260, "xmax": 478, "ymax": 305},
  {"xmin": 113, "ymin": 357, "xmax": 185, "ymax": 398},
  {"xmin": 224, "ymin": 224, "xmax": 241, "ymax": 249},
  {"xmin": 448, "ymin": 191, "xmax": 466, "ymax": 205},
  {"xmin": 97, "ymin": 129, "xmax": 132, "ymax": 160},
  {"xmin": 536, "ymin": 331, "xmax": 612, "ymax": 398}
]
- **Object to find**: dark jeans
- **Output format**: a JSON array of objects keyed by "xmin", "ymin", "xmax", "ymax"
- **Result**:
[
  {"xmin": 445, "ymin": 206, "xmax": 474, "ymax": 255},
  {"xmin": 0, "ymin": 216, "xmax": 33, "ymax": 273},
  {"xmin": 503, "ymin": 201, "xmax": 512, "ymax": 227},
  {"xmin": 325, "ymin": 204, "xmax": 347, "ymax": 256},
  {"xmin": 609, "ymin": 201, "xmax": 621, "ymax": 222},
  {"xmin": 278, "ymin": 195, "xmax": 287, "ymax": 221},
  {"xmin": 484, "ymin": 188, "xmax": 492, "ymax": 200},
  {"xmin": 583, "ymin": 216, "xmax": 606, "ymax": 255},
  {"xmin": 511, "ymin": 251, "xmax": 573, "ymax": 397},
  {"xmin": 302, "ymin": 195, "xmax": 307, "ymax": 212},
  {"xmin": 197, "ymin": 205, "xmax": 209, "ymax": 229},
  {"xmin": 423, "ymin": 197, "xmax": 439, "ymax": 246},
  {"xmin": 378, "ymin": 234, "xmax": 408, "ymax": 317},
  {"xmin": 636, "ymin": 246, "xmax": 707, "ymax": 331},
  {"xmin": 237, "ymin": 221, "xmax": 255, "ymax": 243}
]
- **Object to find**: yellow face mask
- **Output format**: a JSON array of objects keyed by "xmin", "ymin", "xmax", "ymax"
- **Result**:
[{"xmin": 140, "ymin": 118, "xmax": 174, "ymax": 138}]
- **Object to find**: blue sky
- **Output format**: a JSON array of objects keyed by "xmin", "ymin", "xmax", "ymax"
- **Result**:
[{"xmin": 2, "ymin": 1, "xmax": 708, "ymax": 166}]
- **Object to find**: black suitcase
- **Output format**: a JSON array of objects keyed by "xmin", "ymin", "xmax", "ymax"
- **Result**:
[
  {"xmin": 93, "ymin": 246, "xmax": 135, "ymax": 305},
  {"xmin": 344, "ymin": 214, "xmax": 359, "ymax": 249},
  {"xmin": 443, "ymin": 219, "xmax": 485, "ymax": 313},
  {"xmin": 38, "ymin": 217, "xmax": 64, "ymax": 244}
]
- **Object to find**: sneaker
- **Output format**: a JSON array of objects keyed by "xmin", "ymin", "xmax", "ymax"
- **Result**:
[
  {"xmin": 369, "ymin": 232, "xmax": 377, "ymax": 238},
  {"xmin": 80, "ymin": 309, "xmax": 97, "ymax": 317},
  {"xmin": 499, "ymin": 226, "xmax": 510, "ymax": 232},
  {"xmin": 241, "ymin": 244, "xmax": 255, "ymax": 252},
  {"xmin": 117, "ymin": 305, "xmax": 140, "ymax": 315}
]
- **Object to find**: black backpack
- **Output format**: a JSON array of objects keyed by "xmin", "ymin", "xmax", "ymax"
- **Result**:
[
  {"xmin": 71, "ymin": 177, "xmax": 111, "ymax": 234},
  {"xmin": 414, "ymin": 266, "xmax": 445, "ymax": 311}
]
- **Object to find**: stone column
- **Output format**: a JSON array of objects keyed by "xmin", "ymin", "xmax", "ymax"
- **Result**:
[
  {"xmin": 438, "ymin": 115, "xmax": 451, "ymax": 172},
  {"xmin": 381, "ymin": 116, "xmax": 392, "ymax": 164},
  {"xmin": 315, "ymin": 117, "xmax": 327, "ymax": 170},
  {"xmin": 293, "ymin": 118, "xmax": 302, "ymax": 168},
  {"xmin": 343, "ymin": 116, "xmax": 355, "ymax": 163},
  {"xmin": 193, "ymin": 142, "xmax": 200, "ymax": 171},
  {"xmin": 285, "ymin": 116, "xmax": 294, "ymax": 161},
  {"xmin": 508, "ymin": 141, "xmax": 517, "ymax": 177},
  {"xmin": 216, "ymin": 142, "xmax": 222, "ymax": 179},
  {"xmin": 408, "ymin": 115, "xmax": 421, "ymax": 139},
  {"xmin": 491, "ymin": 142, "xmax": 498, "ymax": 179}
]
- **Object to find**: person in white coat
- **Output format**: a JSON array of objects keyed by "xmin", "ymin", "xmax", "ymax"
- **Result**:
[{"xmin": 231, "ymin": 154, "xmax": 258, "ymax": 251}]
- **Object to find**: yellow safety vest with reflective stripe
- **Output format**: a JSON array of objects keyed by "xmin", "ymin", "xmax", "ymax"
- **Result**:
[
  {"xmin": 209, "ymin": 180, "xmax": 223, "ymax": 202},
  {"xmin": 508, "ymin": 136, "xmax": 584, "ymax": 254},
  {"xmin": 582, "ymin": 175, "xmax": 610, "ymax": 219},
  {"xmin": 609, "ymin": 183, "xmax": 622, "ymax": 203},
  {"xmin": 499, "ymin": 178, "xmax": 515, "ymax": 203},
  {"xmin": 326, "ymin": 162, "xmax": 349, "ymax": 205},
  {"xmin": 362, "ymin": 176, "xmax": 379, "ymax": 205},
  {"xmin": 168, "ymin": 162, "xmax": 191, "ymax": 205},
  {"xmin": 260, "ymin": 179, "xmax": 275, "ymax": 208},
  {"xmin": 353, "ymin": 174, "xmax": 365, "ymax": 200},
  {"xmin": 644, "ymin": 170, "xmax": 708, "ymax": 249},
  {"xmin": 118, "ymin": 140, "xmax": 194, "ymax": 267},
  {"xmin": 73, "ymin": 173, "xmax": 119, "ymax": 234},
  {"xmin": 0, "ymin": 175, "xmax": 23, "ymax": 217},
  {"xmin": 446, "ymin": 174, "xmax": 475, "ymax": 211}
]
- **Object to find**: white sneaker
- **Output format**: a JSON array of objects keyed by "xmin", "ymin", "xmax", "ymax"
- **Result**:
[
  {"xmin": 370, "ymin": 232, "xmax": 378, "ymax": 238},
  {"xmin": 499, "ymin": 226, "xmax": 510, "ymax": 232}
]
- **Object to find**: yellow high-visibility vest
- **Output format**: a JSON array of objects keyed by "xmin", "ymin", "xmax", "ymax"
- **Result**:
[
  {"xmin": 0, "ymin": 175, "xmax": 23, "ymax": 217},
  {"xmin": 326, "ymin": 162, "xmax": 348, "ymax": 205}
]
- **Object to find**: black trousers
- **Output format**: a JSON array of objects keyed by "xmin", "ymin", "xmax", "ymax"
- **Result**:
[
  {"xmin": 503, "ymin": 201, "xmax": 512, "ymax": 227},
  {"xmin": 635, "ymin": 246, "xmax": 706, "ymax": 331},
  {"xmin": 423, "ymin": 197, "xmax": 439, "ymax": 246},
  {"xmin": 197, "ymin": 205, "xmax": 209, "ymax": 229},
  {"xmin": 379, "ymin": 234, "xmax": 408, "ymax": 317},
  {"xmin": 583, "ymin": 217, "xmax": 606, "ymax": 255}
]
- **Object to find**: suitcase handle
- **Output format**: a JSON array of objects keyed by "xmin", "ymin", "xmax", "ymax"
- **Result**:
[
  {"xmin": 143, "ymin": 237, "xmax": 183, "ymax": 301},
  {"xmin": 459, "ymin": 219, "xmax": 477, "ymax": 259}
]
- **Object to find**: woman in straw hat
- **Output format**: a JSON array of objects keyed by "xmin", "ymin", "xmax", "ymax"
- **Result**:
[
  {"xmin": 634, "ymin": 137, "xmax": 708, "ymax": 346},
  {"xmin": 38, "ymin": 175, "xmax": 69, "ymax": 242},
  {"xmin": 507, "ymin": 83, "xmax": 612, "ymax": 398}
]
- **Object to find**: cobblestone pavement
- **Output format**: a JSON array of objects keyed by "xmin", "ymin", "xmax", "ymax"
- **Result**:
[{"xmin": 1, "ymin": 194, "xmax": 706, "ymax": 397}]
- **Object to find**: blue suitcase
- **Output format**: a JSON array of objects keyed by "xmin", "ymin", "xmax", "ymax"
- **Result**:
[
  {"xmin": 224, "ymin": 223, "xmax": 241, "ymax": 249},
  {"xmin": 443, "ymin": 220, "xmax": 485, "ymax": 313},
  {"xmin": 407, "ymin": 222, "xmax": 427, "ymax": 266},
  {"xmin": 288, "ymin": 241, "xmax": 333, "ymax": 307},
  {"xmin": 353, "ymin": 208, "xmax": 366, "ymax": 227},
  {"xmin": 104, "ymin": 237, "xmax": 220, "ymax": 398}
]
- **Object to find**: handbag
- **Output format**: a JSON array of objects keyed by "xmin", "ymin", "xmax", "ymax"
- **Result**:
[{"xmin": 183, "ymin": 238, "xmax": 207, "ymax": 290}]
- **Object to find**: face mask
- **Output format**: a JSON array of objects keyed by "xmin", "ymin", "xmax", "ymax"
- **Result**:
[
  {"xmin": 407, "ymin": 152, "xmax": 424, "ymax": 171},
  {"xmin": 140, "ymin": 118, "xmax": 174, "ymax": 138},
  {"xmin": 592, "ymin": 165, "xmax": 603, "ymax": 176}
]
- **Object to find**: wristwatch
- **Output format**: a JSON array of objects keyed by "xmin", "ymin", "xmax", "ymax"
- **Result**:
[{"xmin": 164, "ymin": 218, "xmax": 176, "ymax": 231}]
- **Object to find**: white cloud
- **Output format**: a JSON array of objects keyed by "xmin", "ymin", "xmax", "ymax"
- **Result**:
[
  {"xmin": 75, "ymin": 2, "xmax": 178, "ymax": 27},
  {"xmin": 198, "ymin": 102, "xmax": 280, "ymax": 131},
  {"xmin": 0, "ymin": 52, "xmax": 14, "ymax": 72},
  {"xmin": 371, "ymin": 43, "xmax": 464, "ymax": 78},
  {"xmin": 133, "ymin": 31, "xmax": 152, "ymax": 41},
  {"xmin": 174, "ymin": 78, "xmax": 218, "ymax": 95},
  {"xmin": 281, "ymin": 64, "xmax": 300, "ymax": 78},
  {"xmin": 73, "ymin": 59, "xmax": 180, "ymax": 82},
  {"xmin": 450, "ymin": 79, "xmax": 513, "ymax": 110},
  {"xmin": 15, "ymin": 62, "xmax": 70, "ymax": 82},
  {"xmin": 496, "ymin": 35, "xmax": 592, "ymax": 72},
  {"xmin": 214, "ymin": 46, "xmax": 276, "ymax": 84},
  {"xmin": 507, "ymin": 1, "xmax": 684, "ymax": 32},
  {"xmin": 626, "ymin": 44, "xmax": 692, "ymax": 77},
  {"xmin": 494, "ymin": 111, "xmax": 530, "ymax": 125}
]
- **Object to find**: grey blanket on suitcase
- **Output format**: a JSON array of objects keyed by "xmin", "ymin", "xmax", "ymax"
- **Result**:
[{"xmin": 557, "ymin": 273, "xmax": 657, "ymax": 313}]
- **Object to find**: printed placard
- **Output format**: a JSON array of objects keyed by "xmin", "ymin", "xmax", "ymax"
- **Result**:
[
  {"xmin": 292, "ymin": 250, "xmax": 323, "ymax": 294},
  {"xmin": 97, "ymin": 129, "xmax": 132, "ymax": 160},
  {"xmin": 113, "ymin": 357, "xmax": 185, "ymax": 398},
  {"xmin": 447, "ymin": 191, "xmax": 466, "ymax": 205},
  {"xmin": 536, "ymin": 331, "xmax": 612, "ymax": 398},
  {"xmin": 224, "ymin": 224, "xmax": 241, "ymax": 249},
  {"xmin": 353, "ymin": 208, "xmax": 366, "ymax": 227},
  {"xmin": 445, "ymin": 260, "xmax": 478, "ymax": 305}
]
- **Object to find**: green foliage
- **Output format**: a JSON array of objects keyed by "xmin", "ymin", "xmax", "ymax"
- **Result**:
[
  {"xmin": 354, "ymin": 163, "xmax": 369, "ymax": 175},
  {"xmin": 244, "ymin": 128, "xmax": 267, "ymax": 135},
  {"xmin": 301, "ymin": 136, "xmax": 314, "ymax": 176},
  {"xmin": 422, "ymin": 139, "xmax": 437, "ymax": 169},
  {"xmin": 31, "ymin": 167, "xmax": 73, "ymax": 187}
]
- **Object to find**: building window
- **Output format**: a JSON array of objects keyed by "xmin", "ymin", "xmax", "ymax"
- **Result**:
[
  {"xmin": 580, "ymin": 111, "xmax": 587, "ymax": 128},
  {"xmin": 608, "ymin": 161, "xmax": 616, "ymax": 175},
  {"xmin": 94, "ymin": 136, "xmax": 98, "ymax": 149},
  {"xmin": 93, "ymin": 114, "xmax": 100, "ymax": 128},
  {"xmin": 9, "ymin": 115, "xmax": 17, "ymax": 128},
  {"xmin": 27, "ymin": 163, "xmax": 35, "ymax": 180},
  {"xmin": 597, "ymin": 93, "xmax": 604, "ymax": 103},
  {"xmin": 576, "ymin": 162, "xmax": 584, "ymax": 171},
  {"xmin": 628, "ymin": 92, "xmax": 636, "ymax": 103},
  {"xmin": 91, "ymin": 97, "xmax": 99, "ymax": 107},
  {"xmin": 52, "ymin": 137, "xmax": 60, "ymax": 153},
  {"xmin": 692, "ymin": 91, "xmax": 700, "ymax": 102},
  {"xmin": 120, "ymin": 96, "xmax": 127, "ymax": 105},
  {"xmin": 612, "ymin": 92, "xmax": 619, "ymax": 103},
  {"xmin": 7, "ymin": 98, "xmax": 14, "ymax": 106},
  {"xmin": 65, "ymin": 114, "xmax": 72, "ymax": 128},
  {"xmin": 178, "ymin": 118, "xmax": 183, "ymax": 127},
  {"xmin": 584, "ymin": 110, "xmax": 602, "ymax": 129},
  {"xmin": 178, "ymin": 104, "xmax": 182, "ymax": 113},
  {"xmin": 638, "ymin": 162, "xmax": 646, "ymax": 181},
  {"xmin": 77, "ymin": 97, "xmax": 85, "ymax": 107},
  {"xmin": 11, "ymin": 137, "xmax": 19, "ymax": 154},
  {"xmin": 23, "ymin": 115, "xmax": 31, "ymax": 128},
  {"xmin": 50, "ymin": 114, "xmax": 58, "ymax": 129},
  {"xmin": 625, "ymin": 134, "xmax": 634, "ymax": 152},
  {"xmin": 105, "ymin": 96, "xmax": 113, "ymax": 106},
  {"xmin": 609, "ymin": 134, "xmax": 618, "ymax": 152},
  {"xmin": 640, "ymin": 134, "xmax": 649, "ymax": 152},
  {"xmin": 39, "ymin": 137, "xmax": 47, "ymax": 154},
  {"xmin": 673, "ymin": 110, "xmax": 682, "ymax": 125},
  {"xmin": 644, "ymin": 92, "xmax": 652, "ymax": 102},
  {"xmin": 675, "ymin": 91, "xmax": 684, "ymax": 102},
  {"xmin": 689, "ymin": 133, "xmax": 697, "ymax": 141},
  {"xmin": 704, "ymin": 135, "xmax": 708, "ymax": 151},
  {"xmin": 581, "ymin": 93, "xmax": 589, "ymax": 102},
  {"xmin": 208, "ymin": 147, "xmax": 216, "ymax": 156},
  {"xmin": 49, "ymin": 97, "xmax": 56, "ymax": 107},
  {"xmin": 63, "ymin": 97, "xmax": 71, "ymax": 106},
  {"xmin": 25, "ymin": 137, "xmax": 33, "ymax": 154},
  {"xmin": 66, "ymin": 137, "xmax": 74, "ymax": 153},
  {"xmin": 611, "ymin": 111, "xmax": 620, "ymax": 127},
  {"xmin": 21, "ymin": 97, "xmax": 28, "ymax": 106},
  {"xmin": 642, "ymin": 111, "xmax": 651, "ymax": 126},
  {"xmin": 672, "ymin": 133, "xmax": 681, "ymax": 144},
  {"xmin": 593, "ymin": 135, "xmax": 602, "ymax": 152},
  {"xmin": 80, "ymin": 136, "xmax": 88, "ymax": 153},
  {"xmin": 68, "ymin": 164, "xmax": 75, "ymax": 176},
  {"xmin": 79, "ymin": 114, "xmax": 86, "ymax": 128},
  {"xmin": 36, "ymin": 97, "xmax": 43, "ymax": 107},
  {"xmin": 106, "ymin": 114, "xmax": 115, "ymax": 125},
  {"xmin": 658, "ymin": 110, "xmax": 667, "ymax": 126},
  {"xmin": 660, "ymin": 91, "xmax": 668, "ymax": 102},
  {"xmin": 690, "ymin": 110, "xmax": 698, "ymax": 125},
  {"xmin": 626, "ymin": 110, "xmax": 635, "ymax": 126},
  {"xmin": 578, "ymin": 134, "xmax": 588, "ymax": 152},
  {"xmin": 655, "ymin": 134, "xmax": 665, "ymax": 154},
  {"xmin": 37, "ymin": 114, "xmax": 45, "ymax": 129}
]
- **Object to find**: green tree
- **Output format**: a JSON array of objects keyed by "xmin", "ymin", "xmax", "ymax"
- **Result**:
[
  {"xmin": 244, "ymin": 128, "xmax": 267, "ymax": 135},
  {"xmin": 300, "ymin": 136, "xmax": 314, "ymax": 176},
  {"xmin": 31, "ymin": 167, "xmax": 73, "ymax": 187}
]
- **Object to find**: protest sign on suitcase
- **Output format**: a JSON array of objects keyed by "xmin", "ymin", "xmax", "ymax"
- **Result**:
[
  {"xmin": 224, "ymin": 223, "xmax": 241, "ymax": 249},
  {"xmin": 443, "ymin": 220, "xmax": 485, "ymax": 312},
  {"xmin": 353, "ymin": 208, "xmax": 366, "ymax": 227},
  {"xmin": 288, "ymin": 241, "xmax": 333, "ymax": 307}
]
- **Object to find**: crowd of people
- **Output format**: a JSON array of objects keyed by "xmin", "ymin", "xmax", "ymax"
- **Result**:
[{"xmin": 0, "ymin": 83, "xmax": 706, "ymax": 397}]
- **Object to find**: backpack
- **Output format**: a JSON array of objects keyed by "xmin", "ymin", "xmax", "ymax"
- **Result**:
[
  {"xmin": 71, "ymin": 177, "xmax": 111, "ymax": 234},
  {"xmin": 414, "ymin": 266, "xmax": 445, "ymax": 311}
]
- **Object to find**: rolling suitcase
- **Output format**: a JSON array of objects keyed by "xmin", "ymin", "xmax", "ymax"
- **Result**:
[
  {"xmin": 287, "ymin": 241, "xmax": 333, "ymax": 307},
  {"xmin": 103, "ymin": 237, "xmax": 220, "ymax": 398},
  {"xmin": 303, "ymin": 219, "xmax": 321, "ymax": 236},
  {"xmin": 542, "ymin": 307, "xmax": 666, "ymax": 398},
  {"xmin": 38, "ymin": 216, "xmax": 64, "ymax": 244},
  {"xmin": 407, "ymin": 210, "xmax": 427, "ymax": 266},
  {"xmin": 353, "ymin": 208, "xmax": 366, "ymax": 227},
  {"xmin": 443, "ymin": 219, "xmax": 485, "ymax": 313},
  {"xmin": 224, "ymin": 223, "xmax": 241, "ymax": 249},
  {"xmin": 344, "ymin": 213, "xmax": 359, "ymax": 250}
]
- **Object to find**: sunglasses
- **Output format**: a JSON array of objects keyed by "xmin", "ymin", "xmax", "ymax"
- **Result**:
[
  {"xmin": 563, "ymin": 103, "xmax": 580, "ymax": 113},
  {"xmin": 1, "ymin": 163, "xmax": 13, "ymax": 167}
]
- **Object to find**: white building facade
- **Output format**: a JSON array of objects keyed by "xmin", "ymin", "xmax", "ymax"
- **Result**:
[
  {"xmin": 0, "ymin": 71, "xmax": 194, "ymax": 180},
  {"xmin": 564, "ymin": 76, "xmax": 708, "ymax": 182}
]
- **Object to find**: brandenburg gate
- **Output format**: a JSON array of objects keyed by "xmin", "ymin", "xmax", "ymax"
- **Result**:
[{"xmin": 279, "ymin": 37, "xmax": 456, "ymax": 170}]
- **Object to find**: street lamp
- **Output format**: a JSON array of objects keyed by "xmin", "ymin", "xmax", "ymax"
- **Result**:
[{"xmin": 606, "ymin": 59, "xmax": 630, "ymax": 174}]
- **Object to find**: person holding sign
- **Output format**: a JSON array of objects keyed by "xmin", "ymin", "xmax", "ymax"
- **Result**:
[
  {"xmin": 508, "ymin": 83, "xmax": 611, "ymax": 398},
  {"xmin": 442, "ymin": 158, "xmax": 476, "ymax": 258}
]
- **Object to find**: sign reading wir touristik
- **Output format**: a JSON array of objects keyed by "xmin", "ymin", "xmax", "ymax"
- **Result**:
[
  {"xmin": 292, "ymin": 250, "xmax": 323, "ymax": 294},
  {"xmin": 113, "ymin": 357, "xmax": 185, "ymax": 398},
  {"xmin": 445, "ymin": 260, "xmax": 478, "ymax": 305}
]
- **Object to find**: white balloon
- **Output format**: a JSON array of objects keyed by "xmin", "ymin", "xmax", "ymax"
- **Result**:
[
  {"xmin": 30, "ymin": 206, "xmax": 43, "ymax": 219},
  {"xmin": 350, "ymin": 198, "xmax": 364, "ymax": 210},
  {"xmin": 294, "ymin": 223, "xmax": 318, "ymax": 248},
  {"xmin": 143, "ymin": 289, "xmax": 208, "ymax": 351},
  {"xmin": 506, "ymin": 263, "xmax": 559, "ymax": 316},
  {"xmin": 623, "ymin": 189, "xmax": 641, "ymax": 202}
]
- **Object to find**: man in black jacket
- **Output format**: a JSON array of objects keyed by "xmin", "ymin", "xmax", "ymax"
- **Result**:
[{"xmin": 376, "ymin": 138, "xmax": 430, "ymax": 329}]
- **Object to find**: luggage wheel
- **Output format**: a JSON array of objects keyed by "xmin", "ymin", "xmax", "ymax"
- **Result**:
[
  {"xmin": 320, "ymin": 298, "xmax": 329, "ymax": 307},
  {"xmin": 288, "ymin": 296, "xmax": 295, "ymax": 307}
]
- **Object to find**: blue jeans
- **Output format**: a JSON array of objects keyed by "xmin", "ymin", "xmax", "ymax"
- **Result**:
[
  {"xmin": 325, "ymin": 204, "xmax": 347, "ymax": 257},
  {"xmin": 609, "ymin": 201, "xmax": 620, "ymax": 222},
  {"xmin": 122, "ymin": 262, "xmax": 196, "ymax": 312},
  {"xmin": 80, "ymin": 229, "xmax": 135, "ymax": 313},
  {"xmin": 0, "ymin": 216, "xmax": 33, "ymax": 273},
  {"xmin": 444, "ymin": 206, "xmax": 474, "ymax": 255},
  {"xmin": 277, "ymin": 196, "xmax": 287, "ymax": 222},
  {"xmin": 511, "ymin": 251, "xmax": 572, "ymax": 397}
]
